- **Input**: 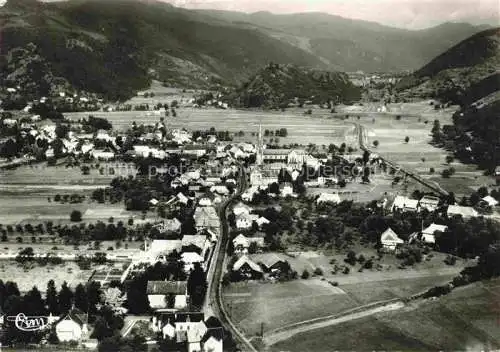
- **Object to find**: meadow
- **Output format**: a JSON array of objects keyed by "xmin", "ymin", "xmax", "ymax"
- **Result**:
[
  {"xmin": 269, "ymin": 278, "xmax": 500, "ymax": 351},
  {"xmin": 222, "ymin": 250, "xmax": 465, "ymax": 341}
]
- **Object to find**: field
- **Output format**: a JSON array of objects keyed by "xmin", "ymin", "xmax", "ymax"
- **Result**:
[
  {"xmin": 65, "ymin": 108, "xmax": 356, "ymax": 146},
  {"xmin": 223, "ymin": 250, "xmax": 466, "ymax": 340},
  {"xmin": 340, "ymin": 102, "xmax": 495, "ymax": 197},
  {"xmin": 0, "ymin": 260, "xmax": 93, "ymax": 292},
  {"xmin": 0, "ymin": 162, "xmax": 131, "ymax": 186},
  {"xmin": 270, "ymin": 278, "xmax": 500, "ymax": 351}
]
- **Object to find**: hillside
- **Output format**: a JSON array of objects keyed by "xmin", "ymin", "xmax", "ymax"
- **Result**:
[
  {"xmin": 397, "ymin": 28, "xmax": 500, "ymax": 104},
  {"xmin": 0, "ymin": 0, "xmax": 490, "ymax": 101},
  {"xmin": 414, "ymin": 28, "xmax": 500, "ymax": 172},
  {"xmin": 0, "ymin": 0, "xmax": 324, "ymax": 101},
  {"xmin": 197, "ymin": 10, "xmax": 489, "ymax": 72},
  {"xmin": 224, "ymin": 63, "xmax": 361, "ymax": 108}
]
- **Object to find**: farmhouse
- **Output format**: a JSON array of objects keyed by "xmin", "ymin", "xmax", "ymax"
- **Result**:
[
  {"xmin": 391, "ymin": 196, "xmax": 419, "ymax": 212},
  {"xmin": 380, "ymin": 227, "xmax": 404, "ymax": 251},
  {"xmin": 447, "ymin": 205, "xmax": 478, "ymax": 219},
  {"xmin": 421, "ymin": 223, "xmax": 448, "ymax": 244},
  {"xmin": 55, "ymin": 308, "xmax": 89, "ymax": 342},
  {"xmin": 250, "ymin": 253, "xmax": 289, "ymax": 272},
  {"xmin": 146, "ymin": 281, "xmax": 188, "ymax": 310},
  {"xmin": 419, "ymin": 195, "xmax": 440, "ymax": 212},
  {"xmin": 232, "ymin": 255, "xmax": 263, "ymax": 279}
]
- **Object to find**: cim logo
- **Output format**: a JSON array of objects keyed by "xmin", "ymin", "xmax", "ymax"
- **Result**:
[{"xmin": 5, "ymin": 313, "xmax": 49, "ymax": 332}]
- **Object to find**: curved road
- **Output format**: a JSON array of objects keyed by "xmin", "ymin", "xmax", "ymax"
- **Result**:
[{"xmin": 206, "ymin": 163, "xmax": 257, "ymax": 352}]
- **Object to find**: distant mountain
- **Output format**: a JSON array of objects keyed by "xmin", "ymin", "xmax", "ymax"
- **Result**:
[
  {"xmin": 397, "ymin": 28, "xmax": 500, "ymax": 104},
  {"xmin": 224, "ymin": 63, "xmax": 361, "ymax": 108},
  {"xmin": 0, "ymin": 0, "xmax": 490, "ymax": 101},
  {"xmin": 196, "ymin": 10, "xmax": 489, "ymax": 72}
]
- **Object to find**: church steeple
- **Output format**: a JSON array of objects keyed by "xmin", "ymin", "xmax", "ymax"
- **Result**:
[{"xmin": 256, "ymin": 123, "xmax": 263, "ymax": 166}]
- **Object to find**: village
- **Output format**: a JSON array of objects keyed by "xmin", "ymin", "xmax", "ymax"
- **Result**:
[{"xmin": 0, "ymin": 73, "xmax": 499, "ymax": 352}]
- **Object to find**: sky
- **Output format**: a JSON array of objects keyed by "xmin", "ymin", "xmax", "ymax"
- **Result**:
[
  {"xmin": 167, "ymin": 0, "xmax": 500, "ymax": 29},
  {"xmin": 6, "ymin": 0, "xmax": 499, "ymax": 29}
]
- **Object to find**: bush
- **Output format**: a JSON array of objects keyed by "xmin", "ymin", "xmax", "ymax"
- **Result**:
[
  {"xmin": 444, "ymin": 255, "xmax": 457, "ymax": 266},
  {"xmin": 301, "ymin": 270, "xmax": 310, "ymax": 279},
  {"xmin": 344, "ymin": 250, "xmax": 357, "ymax": 265},
  {"xmin": 313, "ymin": 267, "xmax": 323, "ymax": 276},
  {"xmin": 70, "ymin": 210, "xmax": 82, "ymax": 222},
  {"xmin": 343, "ymin": 266, "xmax": 350, "ymax": 274}
]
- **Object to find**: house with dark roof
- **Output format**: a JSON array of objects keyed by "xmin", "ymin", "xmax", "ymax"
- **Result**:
[
  {"xmin": 232, "ymin": 255, "xmax": 263, "ymax": 279},
  {"xmin": 147, "ymin": 281, "xmax": 188, "ymax": 310}
]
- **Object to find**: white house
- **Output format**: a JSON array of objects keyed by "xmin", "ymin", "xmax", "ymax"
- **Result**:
[
  {"xmin": 391, "ymin": 196, "xmax": 419, "ymax": 212},
  {"xmin": 447, "ymin": 205, "xmax": 478, "ymax": 219},
  {"xmin": 232, "ymin": 234, "xmax": 264, "ymax": 254},
  {"xmin": 55, "ymin": 309, "xmax": 88, "ymax": 342},
  {"xmin": 181, "ymin": 252, "xmax": 205, "ymax": 272},
  {"xmin": 202, "ymin": 329, "xmax": 224, "ymax": 352},
  {"xmin": 380, "ymin": 227, "xmax": 404, "ymax": 251},
  {"xmin": 255, "ymin": 216, "xmax": 270, "ymax": 228},
  {"xmin": 482, "ymin": 195, "xmax": 499, "ymax": 207},
  {"xmin": 419, "ymin": 195, "xmax": 440, "ymax": 212},
  {"xmin": 280, "ymin": 183, "xmax": 294, "ymax": 197},
  {"xmin": 316, "ymin": 193, "xmax": 341, "ymax": 205},
  {"xmin": 235, "ymin": 213, "xmax": 258, "ymax": 230},
  {"xmin": 233, "ymin": 202, "xmax": 252, "ymax": 216},
  {"xmin": 421, "ymin": 223, "xmax": 448, "ymax": 244}
]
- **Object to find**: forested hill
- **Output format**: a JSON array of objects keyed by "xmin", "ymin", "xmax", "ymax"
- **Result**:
[
  {"xmin": 224, "ymin": 63, "xmax": 361, "ymax": 108},
  {"xmin": 397, "ymin": 28, "xmax": 500, "ymax": 104}
]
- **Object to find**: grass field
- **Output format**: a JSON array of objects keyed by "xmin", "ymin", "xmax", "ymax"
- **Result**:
[
  {"xmin": 0, "ymin": 162, "xmax": 136, "ymax": 185},
  {"xmin": 223, "ymin": 250, "xmax": 466, "ymax": 340},
  {"xmin": 270, "ymin": 278, "xmax": 500, "ymax": 351}
]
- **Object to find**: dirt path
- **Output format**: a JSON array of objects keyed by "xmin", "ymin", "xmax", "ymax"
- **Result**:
[{"xmin": 263, "ymin": 301, "xmax": 406, "ymax": 346}]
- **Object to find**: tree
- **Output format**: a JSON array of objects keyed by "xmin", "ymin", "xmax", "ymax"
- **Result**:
[
  {"xmin": 404, "ymin": 136, "xmax": 410, "ymax": 143},
  {"xmin": 74, "ymin": 283, "xmax": 88, "ymax": 312},
  {"xmin": 58, "ymin": 281, "xmax": 74, "ymax": 313},
  {"xmin": 70, "ymin": 210, "xmax": 82, "ymax": 222},
  {"xmin": 248, "ymin": 241, "xmax": 258, "ymax": 254},
  {"xmin": 187, "ymin": 262, "xmax": 207, "ymax": 308},
  {"xmin": 46, "ymin": 280, "xmax": 59, "ymax": 315},
  {"xmin": 446, "ymin": 155, "xmax": 454, "ymax": 164},
  {"xmin": 373, "ymin": 140, "xmax": 379, "ymax": 147},
  {"xmin": 24, "ymin": 286, "xmax": 46, "ymax": 315},
  {"xmin": 478, "ymin": 242, "xmax": 500, "ymax": 278},
  {"xmin": 301, "ymin": 270, "xmax": 310, "ymax": 279}
]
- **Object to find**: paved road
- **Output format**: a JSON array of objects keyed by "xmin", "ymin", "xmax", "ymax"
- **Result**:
[{"xmin": 205, "ymin": 164, "xmax": 257, "ymax": 352}]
